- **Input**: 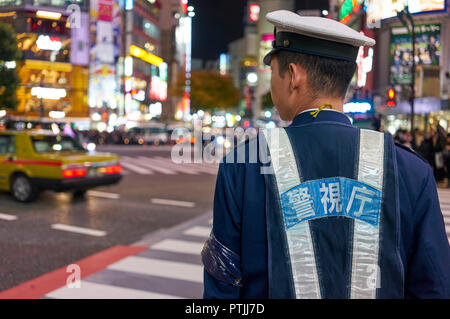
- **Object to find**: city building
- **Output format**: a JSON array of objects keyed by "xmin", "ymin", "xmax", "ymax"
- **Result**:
[
  {"xmin": 227, "ymin": 2, "xmax": 259, "ymax": 120},
  {"xmin": 160, "ymin": 0, "xmax": 184, "ymax": 122},
  {"xmin": 361, "ymin": 0, "xmax": 450, "ymax": 134},
  {"xmin": 254, "ymin": 0, "xmax": 295, "ymax": 121},
  {"xmin": 171, "ymin": 0, "xmax": 193, "ymax": 122},
  {"xmin": 0, "ymin": 1, "xmax": 90, "ymax": 123},
  {"xmin": 101, "ymin": 0, "xmax": 168, "ymax": 130},
  {"xmin": 331, "ymin": 0, "xmax": 377, "ymax": 129}
]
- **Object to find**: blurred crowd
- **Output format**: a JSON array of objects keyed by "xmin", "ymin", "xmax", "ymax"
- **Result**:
[
  {"xmin": 78, "ymin": 129, "xmax": 129, "ymax": 145},
  {"xmin": 394, "ymin": 125, "xmax": 450, "ymax": 186}
]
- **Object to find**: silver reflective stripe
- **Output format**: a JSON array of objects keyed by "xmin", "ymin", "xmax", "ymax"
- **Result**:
[
  {"xmin": 263, "ymin": 128, "xmax": 321, "ymax": 299},
  {"xmin": 351, "ymin": 129, "xmax": 384, "ymax": 299}
]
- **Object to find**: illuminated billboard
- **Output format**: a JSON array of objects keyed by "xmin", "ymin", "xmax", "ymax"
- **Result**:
[
  {"xmin": 248, "ymin": 3, "xmax": 260, "ymax": 23},
  {"xmin": 366, "ymin": 0, "xmax": 446, "ymax": 23},
  {"xmin": 389, "ymin": 24, "xmax": 441, "ymax": 84},
  {"xmin": 88, "ymin": 0, "xmax": 121, "ymax": 111}
]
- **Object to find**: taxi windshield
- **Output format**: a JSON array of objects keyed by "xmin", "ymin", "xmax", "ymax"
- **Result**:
[{"xmin": 31, "ymin": 135, "xmax": 85, "ymax": 153}]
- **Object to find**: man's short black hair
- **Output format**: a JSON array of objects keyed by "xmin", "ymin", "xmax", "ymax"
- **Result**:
[{"xmin": 274, "ymin": 51, "xmax": 357, "ymax": 99}]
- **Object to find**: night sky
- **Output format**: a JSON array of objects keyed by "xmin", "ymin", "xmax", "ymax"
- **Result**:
[{"xmin": 189, "ymin": 0, "xmax": 330, "ymax": 61}]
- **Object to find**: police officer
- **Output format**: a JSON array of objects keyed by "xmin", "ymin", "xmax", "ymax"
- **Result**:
[{"xmin": 201, "ymin": 10, "xmax": 450, "ymax": 298}]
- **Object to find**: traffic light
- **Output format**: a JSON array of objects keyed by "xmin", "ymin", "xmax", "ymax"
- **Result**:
[{"xmin": 387, "ymin": 88, "xmax": 396, "ymax": 107}]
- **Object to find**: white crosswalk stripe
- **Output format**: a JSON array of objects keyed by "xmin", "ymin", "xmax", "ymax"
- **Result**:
[
  {"xmin": 46, "ymin": 281, "xmax": 183, "ymax": 299},
  {"xmin": 183, "ymin": 226, "xmax": 211, "ymax": 238},
  {"xmin": 44, "ymin": 217, "xmax": 213, "ymax": 299},
  {"xmin": 119, "ymin": 156, "xmax": 218, "ymax": 176},
  {"xmin": 437, "ymin": 189, "xmax": 450, "ymax": 241},
  {"xmin": 120, "ymin": 161, "xmax": 154, "ymax": 175},
  {"xmin": 108, "ymin": 256, "xmax": 204, "ymax": 284},
  {"xmin": 151, "ymin": 239, "xmax": 204, "ymax": 255}
]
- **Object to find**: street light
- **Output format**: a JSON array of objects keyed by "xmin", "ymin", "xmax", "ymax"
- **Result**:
[{"xmin": 397, "ymin": 6, "xmax": 416, "ymax": 146}]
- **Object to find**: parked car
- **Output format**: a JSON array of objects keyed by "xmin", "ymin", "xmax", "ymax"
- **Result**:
[
  {"xmin": 0, "ymin": 130, "xmax": 122, "ymax": 202},
  {"xmin": 127, "ymin": 122, "xmax": 168, "ymax": 145}
]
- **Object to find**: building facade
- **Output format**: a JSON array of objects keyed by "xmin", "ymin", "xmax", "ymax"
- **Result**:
[
  {"xmin": 362, "ymin": 0, "xmax": 450, "ymax": 134},
  {"xmin": 0, "ymin": 0, "xmax": 90, "ymax": 122}
]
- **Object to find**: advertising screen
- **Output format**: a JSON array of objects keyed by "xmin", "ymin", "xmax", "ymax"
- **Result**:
[
  {"xmin": 389, "ymin": 23, "xmax": 441, "ymax": 84},
  {"xmin": 367, "ymin": 0, "xmax": 446, "ymax": 23}
]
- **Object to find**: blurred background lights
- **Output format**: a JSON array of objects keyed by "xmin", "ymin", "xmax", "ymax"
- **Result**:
[
  {"xmin": 87, "ymin": 143, "xmax": 96, "ymax": 152},
  {"xmin": 247, "ymin": 72, "xmax": 258, "ymax": 84}
]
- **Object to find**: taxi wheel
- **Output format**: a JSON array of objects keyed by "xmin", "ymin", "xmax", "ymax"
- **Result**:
[
  {"xmin": 73, "ymin": 190, "xmax": 87, "ymax": 198},
  {"xmin": 11, "ymin": 175, "xmax": 39, "ymax": 203}
]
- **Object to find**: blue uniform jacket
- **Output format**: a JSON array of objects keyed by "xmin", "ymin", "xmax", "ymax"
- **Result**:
[{"xmin": 203, "ymin": 110, "xmax": 450, "ymax": 298}]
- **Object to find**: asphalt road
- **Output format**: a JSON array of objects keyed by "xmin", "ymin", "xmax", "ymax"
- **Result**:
[{"xmin": 0, "ymin": 145, "xmax": 217, "ymax": 291}]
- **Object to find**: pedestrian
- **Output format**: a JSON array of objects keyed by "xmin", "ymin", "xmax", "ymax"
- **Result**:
[{"xmin": 201, "ymin": 10, "xmax": 450, "ymax": 299}]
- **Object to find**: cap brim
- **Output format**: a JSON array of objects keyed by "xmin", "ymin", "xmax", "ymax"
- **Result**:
[{"xmin": 263, "ymin": 49, "xmax": 279, "ymax": 66}]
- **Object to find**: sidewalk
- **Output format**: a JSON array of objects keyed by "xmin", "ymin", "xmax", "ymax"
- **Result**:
[{"xmin": 0, "ymin": 212, "xmax": 212, "ymax": 299}]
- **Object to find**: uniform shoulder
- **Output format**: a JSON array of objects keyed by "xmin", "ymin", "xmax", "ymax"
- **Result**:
[{"xmin": 394, "ymin": 142, "xmax": 429, "ymax": 165}]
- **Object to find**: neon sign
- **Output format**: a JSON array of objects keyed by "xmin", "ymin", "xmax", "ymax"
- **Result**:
[
  {"xmin": 249, "ymin": 3, "xmax": 260, "ymax": 23},
  {"xmin": 36, "ymin": 35, "xmax": 62, "ymax": 51},
  {"xmin": 339, "ymin": 0, "xmax": 364, "ymax": 24},
  {"xmin": 150, "ymin": 76, "xmax": 167, "ymax": 101},
  {"xmin": 343, "ymin": 102, "xmax": 372, "ymax": 113}
]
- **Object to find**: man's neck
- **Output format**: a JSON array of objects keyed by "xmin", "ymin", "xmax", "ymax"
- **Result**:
[{"xmin": 291, "ymin": 97, "xmax": 344, "ymax": 119}]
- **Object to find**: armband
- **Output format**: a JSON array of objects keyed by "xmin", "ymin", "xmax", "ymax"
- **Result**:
[{"xmin": 201, "ymin": 233, "xmax": 242, "ymax": 287}]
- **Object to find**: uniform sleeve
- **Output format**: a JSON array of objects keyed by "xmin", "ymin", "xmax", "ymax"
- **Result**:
[
  {"xmin": 202, "ymin": 161, "xmax": 243, "ymax": 299},
  {"xmin": 406, "ymin": 166, "xmax": 450, "ymax": 298}
]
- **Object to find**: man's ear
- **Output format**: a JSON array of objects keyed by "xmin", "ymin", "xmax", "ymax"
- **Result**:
[{"xmin": 288, "ymin": 62, "xmax": 305, "ymax": 90}]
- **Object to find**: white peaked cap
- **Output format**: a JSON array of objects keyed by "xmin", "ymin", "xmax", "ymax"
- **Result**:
[{"xmin": 263, "ymin": 10, "xmax": 376, "ymax": 65}]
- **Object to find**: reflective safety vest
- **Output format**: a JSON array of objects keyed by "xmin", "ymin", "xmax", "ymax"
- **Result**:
[{"xmin": 261, "ymin": 127, "xmax": 404, "ymax": 299}]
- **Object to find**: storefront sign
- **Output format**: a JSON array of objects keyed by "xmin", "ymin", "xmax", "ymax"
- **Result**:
[
  {"xmin": 389, "ymin": 23, "xmax": 441, "ymax": 85},
  {"xmin": 31, "ymin": 87, "xmax": 67, "ymax": 100}
]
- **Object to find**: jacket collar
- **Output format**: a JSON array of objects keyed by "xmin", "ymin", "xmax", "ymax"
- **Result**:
[{"xmin": 289, "ymin": 109, "xmax": 352, "ymax": 127}]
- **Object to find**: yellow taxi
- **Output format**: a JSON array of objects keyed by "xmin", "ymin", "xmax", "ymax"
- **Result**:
[{"xmin": 0, "ymin": 130, "xmax": 122, "ymax": 202}]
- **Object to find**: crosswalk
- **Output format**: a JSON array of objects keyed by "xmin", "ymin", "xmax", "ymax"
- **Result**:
[
  {"xmin": 34, "ymin": 189, "xmax": 450, "ymax": 299},
  {"xmin": 44, "ymin": 216, "xmax": 213, "ymax": 299},
  {"xmin": 437, "ymin": 189, "xmax": 450, "ymax": 242},
  {"xmin": 119, "ymin": 156, "xmax": 219, "ymax": 176}
]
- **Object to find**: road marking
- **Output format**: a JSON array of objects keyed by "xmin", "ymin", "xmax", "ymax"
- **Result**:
[
  {"xmin": 87, "ymin": 190, "xmax": 120, "ymax": 199},
  {"xmin": 183, "ymin": 226, "xmax": 211, "ymax": 238},
  {"xmin": 151, "ymin": 239, "xmax": 204, "ymax": 255},
  {"xmin": 46, "ymin": 281, "xmax": 182, "ymax": 299},
  {"xmin": 135, "ymin": 156, "xmax": 176, "ymax": 175},
  {"xmin": 108, "ymin": 256, "xmax": 203, "ymax": 283},
  {"xmin": 0, "ymin": 245, "xmax": 147, "ymax": 299},
  {"xmin": 150, "ymin": 157, "xmax": 200, "ymax": 175},
  {"xmin": 151, "ymin": 198, "xmax": 196, "ymax": 208},
  {"xmin": 0, "ymin": 213, "xmax": 18, "ymax": 221},
  {"xmin": 120, "ymin": 161, "xmax": 154, "ymax": 175},
  {"xmin": 51, "ymin": 224, "xmax": 107, "ymax": 237}
]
